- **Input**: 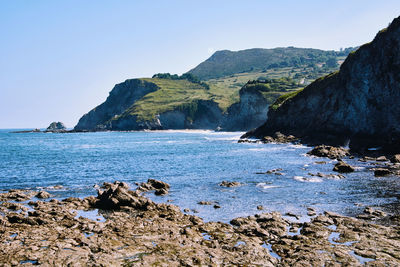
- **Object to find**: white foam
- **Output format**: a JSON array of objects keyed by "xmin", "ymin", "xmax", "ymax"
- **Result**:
[
  {"xmin": 293, "ymin": 176, "xmax": 322, "ymax": 183},
  {"xmin": 256, "ymin": 183, "xmax": 280, "ymax": 189}
]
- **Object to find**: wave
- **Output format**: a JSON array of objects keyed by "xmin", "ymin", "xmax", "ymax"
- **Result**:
[
  {"xmin": 256, "ymin": 183, "xmax": 281, "ymax": 189},
  {"xmin": 293, "ymin": 176, "xmax": 323, "ymax": 183}
]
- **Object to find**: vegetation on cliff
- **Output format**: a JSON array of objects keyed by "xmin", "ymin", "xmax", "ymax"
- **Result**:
[
  {"xmin": 187, "ymin": 47, "xmax": 355, "ymax": 80},
  {"xmin": 75, "ymin": 46, "xmax": 354, "ymax": 131},
  {"xmin": 247, "ymin": 16, "xmax": 400, "ymax": 152}
]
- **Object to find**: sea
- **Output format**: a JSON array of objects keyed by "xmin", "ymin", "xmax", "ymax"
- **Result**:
[{"xmin": 0, "ymin": 129, "xmax": 399, "ymax": 222}]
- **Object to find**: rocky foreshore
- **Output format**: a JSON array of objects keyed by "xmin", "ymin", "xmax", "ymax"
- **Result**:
[{"xmin": 1, "ymin": 181, "xmax": 399, "ymax": 266}]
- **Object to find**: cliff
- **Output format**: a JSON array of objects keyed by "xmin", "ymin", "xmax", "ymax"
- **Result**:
[
  {"xmin": 245, "ymin": 16, "xmax": 400, "ymax": 152},
  {"xmin": 74, "ymin": 76, "xmax": 298, "ymax": 132},
  {"xmin": 75, "ymin": 79, "xmax": 159, "ymax": 131}
]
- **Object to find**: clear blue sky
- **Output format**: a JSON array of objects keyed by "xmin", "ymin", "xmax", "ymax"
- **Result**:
[{"xmin": 1, "ymin": 0, "xmax": 400, "ymax": 128}]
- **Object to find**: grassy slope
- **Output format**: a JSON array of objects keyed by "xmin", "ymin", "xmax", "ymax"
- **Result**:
[
  {"xmin": 109, "ymin": 52, "xmax": 346, "ymax": 123},
  {"xmin": 206, "ymin": 61, "xmax": 344, "ymax": 109},
  {"xmin": 121, "ymin": 78, "xmax": 211, "ymax": 121}
]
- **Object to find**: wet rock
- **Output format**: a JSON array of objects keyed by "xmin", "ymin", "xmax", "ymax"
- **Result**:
[
  {"xmin": 36, "ymin": 191, "xmax": 51, "ymax": 199},
  {"xmin": 266, "ymin": 168, "xmax": 284, "ymax": 175},
  {"xmin": 333, "ymin": 161, "xmax": 355, "ymax": 173},
  {"xmin": 137, "ymin": 179, "xmax": 170, "ymax": 195},
  {"xmin": 309, "ymin": 172, "xmax": 345, "ymax": 179},
  {"xmin": 213, "ymin": 204, "xmax": 221, "ymax": 209},
  {"xmin": 0, "ymin": 189, "xmax": 35, "ymax": 202},
  {"xmin": 390, "ymin": 154, "xmax": 400, "ymax": 163},
  {"xmin": 154, "ymin": 188, "xmax": 168, "ymax": 196},
  {"xmin": 219, "ymin": 181, "xmax": 241, "ymax": 187},
  {"xmin": 374, "ymin": 168, "xmax": 392, "ymax": 177},
  {"xmin": 376, "ymin": 156, "xmax": 388, "ymax": 162},
  {"xmin": 238, "ymin": 139, "xmax": 259, "ymax": 143},
  {"xmin": 363, "ymin": 207, "xmax": 386, "ymax": 218},
  {"xmin": 94, "ymin": 181, "xmax": 155, "ymax": 210},
  {"xmin": 198, "ymin": 201, "xmax": 212, "ymax": 205},
  {"xmin": 307, "ymin": 145, "xmax": 349, "ymax": 159},
  {"xmin": 307, "ymin": 207, "xmax": 317, "ymax": 216},
  {"xmin": 257, "ymin": 205, "xmax": 264, "ymax": 210},
  {"xmin": 285, "ymin": 212, "xmax": 300, "ymax": 220},
  {"xmin": 261, "ymin": 132, "xmax": 299, "ymax": 143}
]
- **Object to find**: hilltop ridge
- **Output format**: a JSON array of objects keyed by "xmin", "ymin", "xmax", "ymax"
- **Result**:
[{"xmin": 245, "ymin": 16, "xmax": 400, "ymax": 153}]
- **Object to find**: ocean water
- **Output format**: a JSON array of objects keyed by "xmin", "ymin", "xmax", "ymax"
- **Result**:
[{"xmin": 0, "ymin": 129, "xmax": 399, "ymax": 222}]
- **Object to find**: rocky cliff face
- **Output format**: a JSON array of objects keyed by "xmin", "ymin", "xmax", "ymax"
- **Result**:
[
  {"xmin": 246, "ymin": 16, "xmax": 400, "ymax": 152},
  {"xmin": 74, "ymin": 79, "xmax": 272, "ymax": 131},
  {"xmin": 74, "ymin": 79, "xmax": 159, "ymax": 131},
  {"xmin": 222, "ymin": 86, "xmax": 269, "ymax": 131}
]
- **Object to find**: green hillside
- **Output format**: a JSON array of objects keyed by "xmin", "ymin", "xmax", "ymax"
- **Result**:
[
  {"xmin": 187, "ymin": 47, "xmax": 355, "ymax": 80},
  {"xmin": 116, "ymin": 78, "xmax": 212, "ymax": 122}
]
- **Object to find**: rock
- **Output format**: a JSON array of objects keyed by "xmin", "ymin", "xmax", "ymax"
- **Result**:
[
  {"xmin": 285, "ymin": 212, "xmax": 300, "ymax": 220},
  {"xmin": 307, "ymin": 207, "xmax": 317, "ymax": 216},
  {"xmin": 1, "ymin": 183, "xmax": 400, "ymax": 266},
  {"xmin": 390, "ymin": 154, "xmax": 400, "ymax": 163},
  {"xmin": 374, "ymin": 168, "xmax": 392, "ymax": 177},
  {"xmin": 155, "ymin": 188, "xmax": 168, "ymax": 196},
  {"xmin": 198, "ymin": 201, "xmax": 212, "ymax": 205},
  {"xmin": 213, "ymin": 204, "xmax": 221, "ymax": 209},
  {"xmin": 266, "ymin": 168, "xmax": 283, "ymax": 174},
  {"xmin": 45, "ymin": 122, "xmax": 66, "ymax": 132},
  {"xmin": 260, "ymin": 132, "xmax": 299, "ymax": 143},
  {"xmin": 307, "ymin": 145, "xmax": 349, "ymax": 159},
  {"xmin": 94, "ymin": 181, "xmax": 154, "ymax": 210},
  {"xmin": 333, "ymin": 161, "xmax": 355, "ymax": 173},
  {"xmin": 308, "ymin": 172, "xmax": 345, "ymax": 179},
  {"xmin": 137, "ymin": 179, "xmax": 170, "ymax": 195},
  {"xmin": 36, "ymin": 191, "xmax": 51, "ymax": 199},
  {"xmin": 219, "ymin": 181, "xmax": 241, "ymax": 187},
  {"xmin": 376, "ymin": 156, "xmax": 388, "ymax": 162},
  {"xmin": 257, "ymin": 205, "xmax": 264, "ymax": 210}
]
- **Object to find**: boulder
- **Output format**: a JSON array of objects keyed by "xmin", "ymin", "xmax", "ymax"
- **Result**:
[
  {"xmin": 219, "ymin": 181, "xmax": 241, "ymax": 187},
  {"xmin": 137, "ymin": 179, "xmax": 170, "ymax": 195},
  {"xmin": 36, "ymin": 191, "xmax": 51, "ymax": 199},
  {"xmin": 390, "ymin": 154, "xmax": 400, "ymax": 163},
  {"xmin": 374, "ymin": 168, "xmax": 392, "ymax": 177},
  {"xmin": 94, "ymin": 181, "xmax": 154, "ymax": 210},
  {"xmin": 307, "ymin": 145, "xmax": 349, "ymax": 159},
  {"xmin": 333, "ymin": 161, "xmax": 354, "ymax": 173}
]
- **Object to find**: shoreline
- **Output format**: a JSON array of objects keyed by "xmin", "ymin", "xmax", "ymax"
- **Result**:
[{"xmin": 1, "ymin": 181, "xmax": 399, "ymax": 266}]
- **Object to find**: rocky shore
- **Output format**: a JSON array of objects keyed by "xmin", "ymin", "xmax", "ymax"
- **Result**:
[{"xmin": 1, "ymin": 181, "xmax": 399, "ymax": 266}]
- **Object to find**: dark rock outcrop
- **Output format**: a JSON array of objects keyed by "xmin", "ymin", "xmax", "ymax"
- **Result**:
[
  {"xmin": 74, "ymin": 79, "xmax": 159, "ymax": 131},
  {"xmin": 245, "ymin": 16, "xmax": 400, "ymax": 153},
  {"xmin": 45, "ymin": 122, "xmax": 66, "ymax": 132},
  {"xmin": 219, "ymin": 181, "xmax": 242, "ymax": 187},
  {"xmin": 307, "ymin": 145, "xmax": 349, "ymax": 159},
  {"xmin": 137, "ymin": 179, "xmax": 170, "ymax": 195},
  {"xmin": 333, "ymin": 161, "xmax": 355, "ymax": 173}
]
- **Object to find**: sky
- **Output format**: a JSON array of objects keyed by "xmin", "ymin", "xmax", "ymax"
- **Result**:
[{"xmin": 1, "ymin": 0, "xmax": 400, "ymax": 128}]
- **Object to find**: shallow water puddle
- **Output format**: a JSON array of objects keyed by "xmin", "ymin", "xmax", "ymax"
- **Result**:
[
  {"xmin": 327, "ymin": 227, "xmax": 358, "ymax": 246},
  {"xmin": 201, "ymin": 233, "xmax": 211, "ymax": 240},
  {"xmin": 261, "ymin": 242, "xmax": 281, "ymax": 260},
  {"xmin": 348, "ymin": 250, "xmax": 375, "ymax": 264},
  {"xmin": 287, "ymin": 226, "xmax": 302, "ymax": 236},
  {"xmin": 84, "ymin": 232, "xmax": 94, "ymax": 238},
  {"xmin": 234, "ymin": 241, "xmax": 246, "ymax": 247},
  {"xmin": 20, "ymin": 260, "xmax": 38, "ymax": 265},
  {"xmin": 74, "ymin": 209, "xmax": 105, "ymax": 222}
]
